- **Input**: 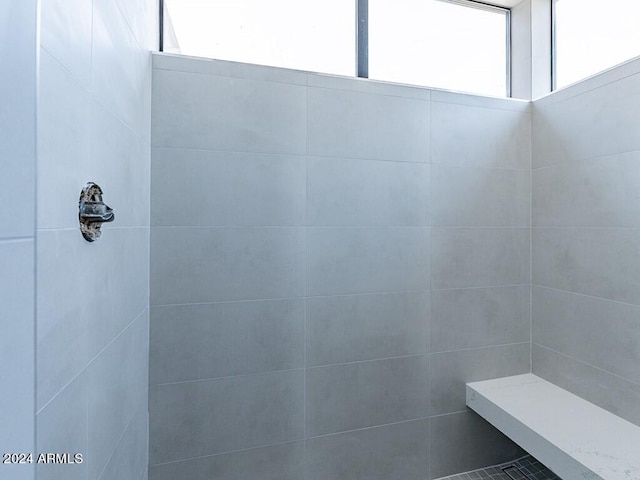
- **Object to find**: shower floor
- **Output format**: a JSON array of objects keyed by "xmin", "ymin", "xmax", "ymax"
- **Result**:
[{"xmin": 435, "ymin": 455, "xmax": 561, "ymax": 480}]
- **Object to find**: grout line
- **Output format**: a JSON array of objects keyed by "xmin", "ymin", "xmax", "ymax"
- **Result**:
[
  {"xmin": 37, "ymin": 226, "xmax": 150, "ymax": 232},
  {"xmin": 32, "ymin": 11, "xmax": 40, "ymax": 460},
  {"xmin": 150, "ymin": 290, "xmax": 431, "ymax": 308},
  {"xmin": 149, "ymin": 439, "xmax": 303, "ymax": 468},
  {"xmin": 152, "ymin": 143, "xmax": 531, "ymax": 169},
  {"xmin": 303, "ymin": 86, "xmax": 308, "ymax": 478},
  {"xmin": 430, "ymin": 97, "xmax": 530, "ymax": 112},
  {"xmin": 152, "ymin": 145, "xmax": 306, "ymax": 158},
  {"xmin": 530, "ymin": 106, "xmax": 533, "ymax": 375},
  {"xmin": 532, "ymin": 343, "xmax": 640, "ymax": 388},
  {"xmin": 428, "ymin": 411, "xmax": 469, "ymax": 419},
  {"xmin": 429, "ymin": 341, "xmax": 530, "ymax": 356},
  {"xmin": 148, "ymin": 224, "xmax": 534, "ymax": 231},
  {"xmin": 306, "ymin": 83, "xmax": 432, "ymax": 102},
  {"xmin": 150, "ymin": 367, "xmax": 304, "ymax": 388},
  {"xmin": 0, "ymin": 236, "xmax": 34, "ymax": 243},
  {"xmin": 36, "ymin": 308, "xmax": 147, "ymax": 416},
  {"xmin": 537, "ymin": 64, "xmax": 640, "ymax": 106},
  {"xmin": 40, "ymin": 46, "xmax": 150, "ymax": 146},
  {"xmin": 532, "ymin": 284, "xmax": 640, "ymax": 309},
  {"xmin": 151, "ymin": 225, "xmax": 434, "ymax": 228},
  {"xmin": 532, "ymin": 226, "xmax": 640, "ymax": 230},
  {"xmin": 431, "ymin": 284, "xmax": 530, "ymax": 292},
  {"xmin": 110, "ymin": 0, "xmax": 147, "ymax": 53},
  {"xmin": 306, "ymin": 353, "xmax": 428, "ymax": 370},
  {"xmin": 95, "ymin": 407, "xmax": 140, "ymax": 480},
  {"xmin": 155, "ymin": 62, "xmax": 439, "ymax": 102},
  {"xmin": 150, "ymin": 352, "xmax": 432, "ymax": 388},
  {"xmin": 305, "ymin": 417, "xmax": 429, "ymax": 441},
  {"xmin": 427, "ymin": 110, "xmax": 433, "ymax": 479},
  {"xmin": 149, "ymin": 285, "xmax": 532, "ymax": 309},
  {"xmin": 153, "ymin": 64, "xmax": 308, "ymax": 88},
  {"xmin": 530, "ymin": 147, "xmax": 640, "ymax": 172},
  {"xmin": 151, "ymin": 144, "xmax": 425, "ymax": 165},
  {"xmin": 150, "ymin": 417, "xmax": 432, "ymax": 469}
]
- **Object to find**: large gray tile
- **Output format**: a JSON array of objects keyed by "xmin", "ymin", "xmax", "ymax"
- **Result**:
[
  {"xmin": 151, "ymin": 227, "xmax": 305, "ymax": 305},
  {"xmin": 87, "ymin": 312, "xmax": 149, "ymax": 480},
  {"xmin": 149, "ymin": 442, "xmax": 304, "ymax": 480},
  {"xmin": 37, "ymin": 50, "xmax": 91, "ymax": 230},
  {"xmin": 429, "ymin": 343, "xmax": 530, "ymax": 415},
  {"xmin": 98, "ymin": 407, "xmax": 148, "ymax": 480},
  {"xmin": 40, "ymin": 0, "xmax": 92, "ymax": 86},
  {"xmin": 306, "ymin": 356, "xmax": 429, "ymax": 436},
  {"xmin": 533, "ymin": 286, "xmax": 640, "ymax": 384},
  {"xmin": 149, "ymin": 369, "xmax": 304, "ymax": 464},
  {"xmin": 306, "ymin": 420, "xmax": 429, "ymax": 480},
  {"xmin": 37, "ymin": 230, "xmax": 90, "ymax": 410},
  {"xmin": 37, "ymin": 228, "xmax": 149, "ymax": 409},
  {"xmin": 152, "ymin": 69, "xmax": 307, "ymax": 154},
  {"xmin": 535, "ymin": 57, "xmax": 640, "ymax": 106},
  {"xmin": 532, "ymin": 73, "xmax": 640, "ymax": 169},
  {"xmin": 150, "ymin": 299, "xmax": 305, "ymax": 385},
  {"xmin": 92, "ymin": 0, "xmax": 150, "ymax": 138},
  {"xmin": 85, "ymin": 227, "xmax": 149, "ymax": 359},
  {"xmin": 430, "ymin": 286, "xmax": 530, "ymax": 353},
  {"xmin": 306, "ymin": 292, "xmax": 429, "ymax": 367},
  {"xmin": 429, "ymin": 411, "xmax": 525, "ymax": 479},
  {"xmin": 113, "ymin": 0, "xmax": 156, "ymax": 50},
  {"xmin": 430, "ymin": 285, "xmax": 531, "ymax": 353},
  {"xmin": 430, "ymin": 90, "xmax": 530, "ymax": 112},
  {"xmin": 0, "ymin": 153, "xmax": 35, "ymax": 237},
  {"xmin": 36, "ymin": 373, "xmax": 88, "ymax": 480},
  {"xmin": 307, "ymin": 73, "xmax": 431, "ymax": 100},
  {"xmin": 531, "ymin": 99, "xmax": 572, "ymax": 168},
  {"xmin": 153, "ymin": 53, "xmax": 308, "ymax": 86},
  {"xmin": 0, "ymin": 0, "xmax": 36, "ymax": 241},
  {"xmin": 0, "ymin": 240, "xmax": 34, "ymax": 462},
  {"xmin": 533, "ymin": 151, "xmax": 640, "ymax": 227},
  {"xmin": 307, "ymin": 87, "xmax": 430, "ymax": 162},
  {"xmin": 307, "ymin": 227, "xmax": 429, "ymax": 296},
  {"xmin": 431, "ymin": 166, "xmax": 530, "ymax": 227},
  {"xmin": 532, "ymin": 344, "xmax": 640, "ymax": 427},
  {"xmin": 307, "ymin": 157, "xmax": 430, "ymax": 226},
  {"xmin": 90, "ymin": 100, "xmax": 150, "ymax": 229},
  {"xmin": 431, "ymin": 228, "xmax": 530, "ymax": 289},
  {"xmin": 151, "ymin": 148, "xmax": 305, "ymax": 226},
  {"xmin": 431, "ymin": 102, "xmax": 531, "ymax": 169},
  {"xmin": 533, "ymin": 227, "xmax": 640, "ymax": 305}
]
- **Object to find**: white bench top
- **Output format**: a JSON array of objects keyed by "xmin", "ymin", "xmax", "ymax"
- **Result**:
[{"xmin": 466, "ymin": 373, "xmax": 640, "ymax": 480}]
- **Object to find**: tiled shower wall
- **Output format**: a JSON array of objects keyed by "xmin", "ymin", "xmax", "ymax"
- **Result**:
[
  {"xmin": 149, "ymin": 53, "xmax": 531, "ymax": 479},
  {"xmin": 35, "ymin": 0, "xmax": 156, "ymax": 479},
  {"xmin": 532, "ymin": 58, "xmax": 640, "ymax": 427},
  {"xmin": 0, "ymin": 2, "xmax": 37, "ymax": 479}
]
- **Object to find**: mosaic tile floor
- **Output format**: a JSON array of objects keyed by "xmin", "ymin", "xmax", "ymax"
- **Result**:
[{"xmin": 436, "ymin": 455, "xmax": 562, "ymax": 480}]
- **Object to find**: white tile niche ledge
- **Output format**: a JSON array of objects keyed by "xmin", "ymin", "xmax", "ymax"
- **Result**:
[{"xmin": 466, "ymin": 373, "xmax": 640, "ymax": 480}]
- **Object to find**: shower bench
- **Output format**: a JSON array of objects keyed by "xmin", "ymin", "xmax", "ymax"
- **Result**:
[{"xmin": 466, "ymin": 373, "xmax": 640, "ymax": 480}]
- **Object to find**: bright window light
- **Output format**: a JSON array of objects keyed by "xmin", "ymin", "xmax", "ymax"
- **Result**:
[
  {"xmin": 369, "ymin": 0, "xmax": 509, "ymax": 97},
  {"xmin": 554, "ymin": 0, "xmax": 640, "ymax": 89},
  {"xmin": 162, "ymin": 0, "xmax": 509, "ymax": 97},
  {"xmin": 163, "ymin": 0, "xmax": 356, "ymax": 76}
]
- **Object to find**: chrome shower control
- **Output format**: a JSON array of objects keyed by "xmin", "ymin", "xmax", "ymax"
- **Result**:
[{"xmin": 79, "ymin": 182, "xmax": 114, "ymax": 242}]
